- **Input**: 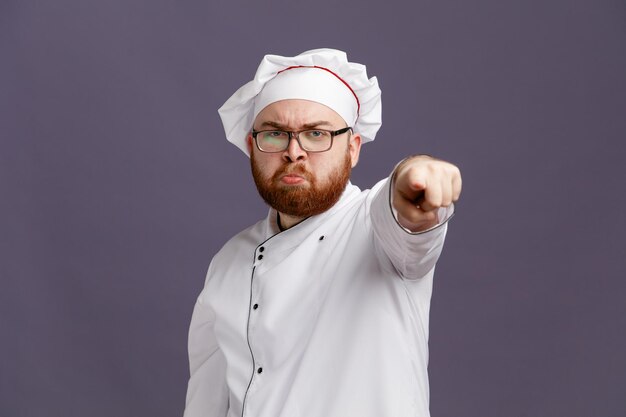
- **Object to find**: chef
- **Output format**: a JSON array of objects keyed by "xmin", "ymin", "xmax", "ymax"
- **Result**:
[{"xmin": 183, "ymin": 48, "xmax": 462, "ymax": 417}]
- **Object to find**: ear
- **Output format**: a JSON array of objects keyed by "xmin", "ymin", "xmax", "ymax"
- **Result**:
[
  {"xmin": 246, "ymin": 133, "xmax": 253, "ymax": 155},
  {"xmin": 348, "ymin": 133, "xmax": 362, "ymax": 168}
]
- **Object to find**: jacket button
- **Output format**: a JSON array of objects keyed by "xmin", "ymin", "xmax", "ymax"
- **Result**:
[
  {"xmin": 253, "ymin": 304, "xmax": 259, "ymax": 310},
  {"xmin": 319, "ymin": 235, "xmax": 325, "ymax": 241},
  {"xmin": 257, "ymin": 254, "xmax": 263, "ymax": 260},
  {"xmin": 259, "ymin": 246, "xmax": 265, "ymax": 252},
  {"xmin": 257, "ymin": 367, "xmax": 263, "ymax": 374}
]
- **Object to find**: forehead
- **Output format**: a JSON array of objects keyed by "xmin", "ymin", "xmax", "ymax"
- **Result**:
[{"xmin": 253, "ymin": 99, "xmax": 347, "ymax": 128}]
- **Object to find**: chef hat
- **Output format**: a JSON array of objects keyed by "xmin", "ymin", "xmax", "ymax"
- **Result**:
[{"xmin": 218, "ymin": 48, "xmax": 382, "ymax": 156}]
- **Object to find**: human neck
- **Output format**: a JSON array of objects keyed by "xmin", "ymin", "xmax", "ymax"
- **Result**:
[{"xmin": 277, "ymin": 212, "xmax": 306, "ymax": 230}]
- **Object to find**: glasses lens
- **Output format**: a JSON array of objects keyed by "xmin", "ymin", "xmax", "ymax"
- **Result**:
[
  {"xmin": 258, "ymin": 131, "xmax": 289, "ymax": 152},
  {"xmin": 300, "ymin": 130, "xmax": 332, "ymax": 151}
]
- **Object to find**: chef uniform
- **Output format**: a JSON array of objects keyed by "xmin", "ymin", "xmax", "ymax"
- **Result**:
[{"xmin": 183, "ymin": 49, "xmax": 454, "ymax": 417}]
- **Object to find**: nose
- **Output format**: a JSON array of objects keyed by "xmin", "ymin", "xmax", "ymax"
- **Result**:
[{"xmin": 282, "ymin": 135, "xmax": 308, "ymax": 162}]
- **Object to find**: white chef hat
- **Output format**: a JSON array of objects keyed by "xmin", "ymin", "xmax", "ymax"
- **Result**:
[{"xmin": 218, "ymin": 48, "xmax": 382, "ymax": 156}]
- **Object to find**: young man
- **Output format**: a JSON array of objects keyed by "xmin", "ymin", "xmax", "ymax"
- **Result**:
[{"xmin": 184, "ymin": 48, "xmax": 462, "ymax": 417}]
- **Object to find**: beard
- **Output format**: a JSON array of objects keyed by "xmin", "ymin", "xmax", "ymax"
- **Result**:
[{"xmin": 250, "ymin": 151, "xmax": 352, "ymax": 218}]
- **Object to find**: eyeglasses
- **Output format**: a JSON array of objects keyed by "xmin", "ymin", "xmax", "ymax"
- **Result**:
[{"xmin": 251, "ymin": 127, "xmax": 352, "ymax": 153}]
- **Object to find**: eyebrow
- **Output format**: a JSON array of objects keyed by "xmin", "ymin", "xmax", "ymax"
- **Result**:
[{"xmin": 257, "ymin": 120, "xmax": 336, "ymax": 130}]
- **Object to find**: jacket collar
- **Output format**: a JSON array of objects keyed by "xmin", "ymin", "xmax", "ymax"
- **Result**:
[{"xmin": 261, "ymin": 181, "xmax": 361, "ymax": 244}]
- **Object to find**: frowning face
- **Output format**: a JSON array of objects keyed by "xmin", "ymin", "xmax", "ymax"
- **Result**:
[{"xmin": 247, "ymin": 99, "xmax": 362, "ymax": 218}]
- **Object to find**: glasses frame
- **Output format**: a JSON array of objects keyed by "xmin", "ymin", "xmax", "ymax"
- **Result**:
[{"xmin": 251, "ymin": 127, "xmax": 353, "ymax": 153}]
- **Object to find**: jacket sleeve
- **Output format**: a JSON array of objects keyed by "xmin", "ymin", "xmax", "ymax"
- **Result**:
[
  {"xmin": 183, "ymin": 278, "xmax": 229, "ymax": 417},
  {"xmin": 368, "ymin": 175, "xmax": 454, "ymax": 281}
]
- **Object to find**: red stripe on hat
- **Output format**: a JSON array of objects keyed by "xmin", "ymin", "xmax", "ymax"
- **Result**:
[{"xmin": 276, "ymin": 65, "xmax": 360, "ymax": 120}]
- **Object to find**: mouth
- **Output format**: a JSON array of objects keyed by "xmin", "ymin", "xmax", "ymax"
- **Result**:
[{"xmin": 280, "ymin": 174, "xmax": 306, "ymax": 185}]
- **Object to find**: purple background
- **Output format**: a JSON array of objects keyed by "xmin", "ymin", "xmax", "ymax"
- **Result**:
[{"xmin": 2, "ymin": 0, "xmax": 625, "ymax": 416}]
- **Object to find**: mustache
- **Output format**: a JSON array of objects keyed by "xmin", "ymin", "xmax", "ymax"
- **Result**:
[{"xmin": 271, "ymin": 163, "xmax": 313, "ymax": 182}]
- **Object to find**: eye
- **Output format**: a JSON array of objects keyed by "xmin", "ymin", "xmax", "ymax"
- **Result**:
[
  {"xmin": 302, "ymin": 130, "xmax": 330, "ymax": 140},
  {"xmin": 259, "ymin": 131, "xmax": 289, "ymax": 142}
]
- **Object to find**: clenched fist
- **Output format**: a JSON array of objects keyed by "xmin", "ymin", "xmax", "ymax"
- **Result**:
[{"xmin": 392, "ymin": 155, "xmax": 462, "ymax": 233}]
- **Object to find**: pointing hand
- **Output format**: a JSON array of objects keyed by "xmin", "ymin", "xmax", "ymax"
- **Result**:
[{"xmin": 392, "ymin": 155, "xmax": 462, "ymax": 232}]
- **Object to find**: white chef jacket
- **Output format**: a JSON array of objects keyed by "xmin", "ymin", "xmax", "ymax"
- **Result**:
[{"xmin": 184, "ymin": 176, "xmax": 453, "ymax": 417}]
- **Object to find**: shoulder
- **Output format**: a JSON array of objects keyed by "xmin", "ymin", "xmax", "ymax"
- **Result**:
[
  {"xmin": 213, "ymin": 219, "xmax": 265, "ymax": 264},
  {"xmin": 342, "ymin": 177, "xmax": 391, "ymax": 221},
  {"xmin": 202, "ymin": 218, "xmax": 264, "ymax": 282}
]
